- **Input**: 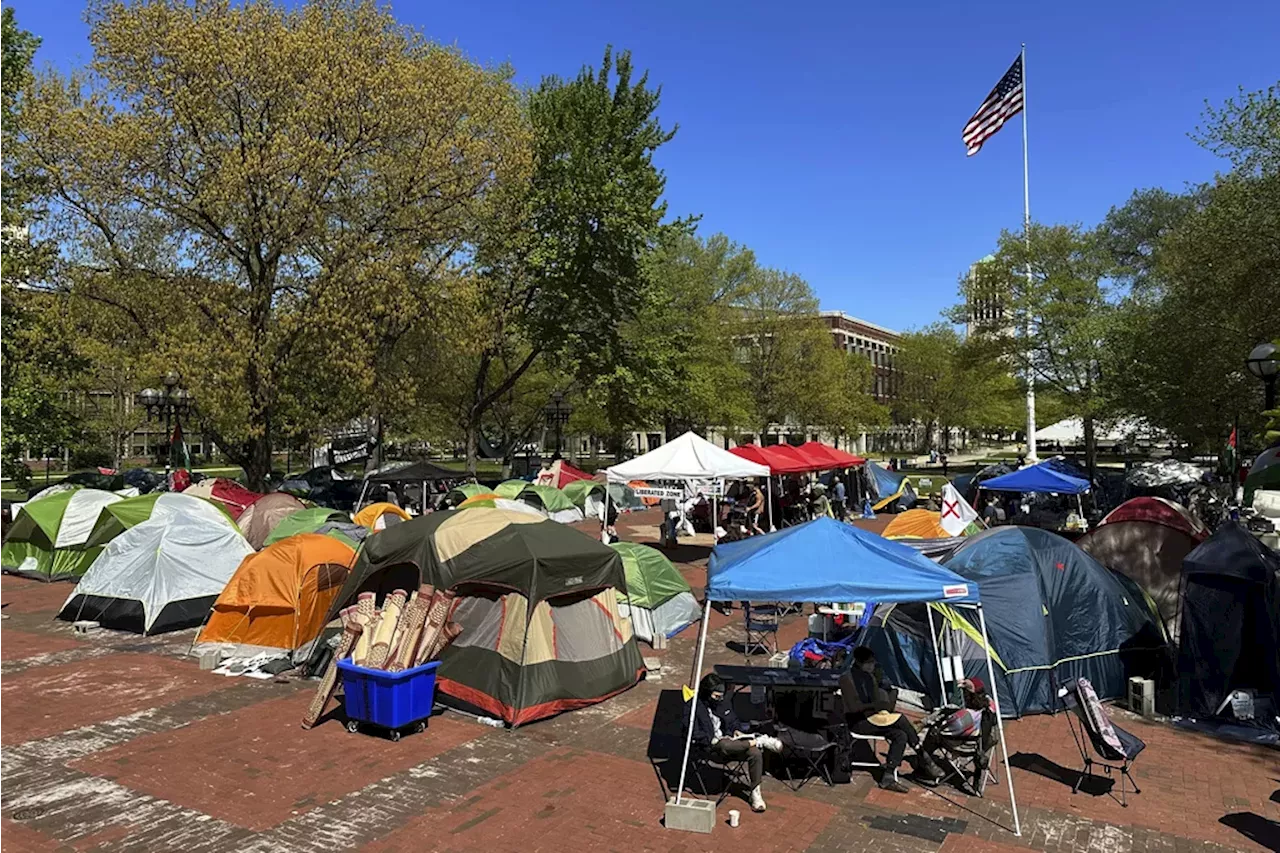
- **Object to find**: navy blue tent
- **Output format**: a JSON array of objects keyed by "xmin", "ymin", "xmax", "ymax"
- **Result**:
[
  {"xmin": 707, "ymin": 517, "xmax": 978, "ymax": 604},
  {"xmin": 980, "ymin": 460, "xmax": 1090, "ymax": 495},
  {"xmin": 1177, "ymin": 522, "xmax": 1280, "ymax": 730},
  {"xmin": 865, "ymin": 526, "xmax": 1165, "ymax": 716}
]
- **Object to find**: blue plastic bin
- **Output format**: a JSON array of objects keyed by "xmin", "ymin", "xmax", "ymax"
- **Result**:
[{"xmin": 337, "ymin": 659, "xmax": 440, "ymax": 731}]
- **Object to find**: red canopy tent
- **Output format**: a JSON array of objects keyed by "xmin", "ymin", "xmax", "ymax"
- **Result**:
[
  {"xmin": 761, "ymin": 444, "xmax": 818, "ymax": 474},
  {"xmin": 728, "ymin": 444, "xmax": 776, "ymax": 471},
  {"xmin": 799, "ymin": 441, "xmax": 865, "ymax": 468}
]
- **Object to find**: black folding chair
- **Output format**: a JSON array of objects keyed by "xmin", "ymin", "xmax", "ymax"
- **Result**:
[
  {"xmin": 742, "ymin": 602, "xmax": 780, "ymax": 661},
  {"xmin": 685, "ymin": 743, "xmax": 752, "ymax": 805},
  {"xmin": 1059, "ymin": 678, "xmax": 1145, "ymax": 807},
  {"xmin": 778, "ymin": 734, "xmax": 836, "ymax": 791}
]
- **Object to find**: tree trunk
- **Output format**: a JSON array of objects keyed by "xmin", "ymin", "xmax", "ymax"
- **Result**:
[
  {"xmin": 465, "ymin": 421, "xmax": 479, "ymax": 476},
  {"xmin": 243, "ymin": 434, "xmax": 273, "ymax": 492},
  {"xmin": 1083, "ymin": 416, "xmax": 1097, "ymax": 485}
]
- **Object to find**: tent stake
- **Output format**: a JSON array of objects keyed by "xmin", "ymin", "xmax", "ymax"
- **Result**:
[
  {"xmin": 977, "ymin": 603, "xmax": 1021, "ymax": 836},
  {"xmin": 674, "ymin": 597, "xmax": 712, "ymax": 806}
]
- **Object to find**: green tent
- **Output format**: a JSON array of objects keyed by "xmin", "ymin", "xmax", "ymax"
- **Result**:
[
  {"xmin": 445, "ymin": 483, "xmax": 491, "ymax": 506},
  {"xmin": 561, "ymin": 479, "xmax": 603, "ymax": 508},
  {"xmin": 494, "ymin": 479, "xmax": 531, "ymax": 499},
  {"xmin": 520, "ymin": 484, "xmax": 584, "ymax": 523},
  {"xmin": 2, "ymin": 489, "xmax": 125, "ymax": 581},
  {"xmin": 317, "ymin": 508, "xmax": 644, "ymax": 726},
  {"xmin": 609, "ymin": 542, "xmax": 701, "ymax": 644},
  {"xmin": 262, "ymin": 507, "xmax": 360, "ymax": 549},
  {"xmin": 86, "ymin": 492, "xmax": 235, "ymax": 548}
]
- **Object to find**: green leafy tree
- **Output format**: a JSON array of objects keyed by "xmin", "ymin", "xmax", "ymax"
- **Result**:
[
  {"xmin": 968, "ymin": 224, "xmax": 1113, "ymax": 479},
  {"xmin": 572, "ymin": 232, "xmax": 756, "ymax": 456},
  {"xmin": 457, "ymin": 47, "xmax": 685, "ymax": 471},
  {"xmin": 1, "ymin": 9, "xmax": 85, "ymax": 486},
  {"xmin": 18, "ymin": 0, "xmax": 529, "ymax": 488}
]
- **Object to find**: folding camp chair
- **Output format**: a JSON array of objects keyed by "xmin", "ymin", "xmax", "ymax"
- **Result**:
[
  {"xmin": 1059, "ymin": 677, "xmax": 1145, "ymax": 807},
  {"xmin": 684, "ymin": 743, "xmax": 753, "ymax": 805},
  {"xmin": 919, "ymin": 706, "xmax": 998, "ymax": 797},
  {"xmin": 775, "ymin": 727, "xmax": 837, "ymax": 792},
  {"xmin": 742, "ymin": 602, "xmax": 780, "ymax": 661}
]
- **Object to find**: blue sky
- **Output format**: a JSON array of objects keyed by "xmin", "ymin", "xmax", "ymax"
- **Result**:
[{"xmin": 10, "ymin": 0, "xmax": 1278, "ymax": 331}]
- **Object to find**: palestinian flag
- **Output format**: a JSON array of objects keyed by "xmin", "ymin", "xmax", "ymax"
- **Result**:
[{"xmin": 170, "ymin": 422, "xmax": 192, "ymax": 470}]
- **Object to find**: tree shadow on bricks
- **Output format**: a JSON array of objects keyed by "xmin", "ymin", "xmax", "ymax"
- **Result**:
[
  {"xmin": 1219, "ymin": 813, "xmax": 1280, "ymax": 852},
  {"xmin": 1008, "ymin": 752, "xmax": 1113, "ymax": 796}
]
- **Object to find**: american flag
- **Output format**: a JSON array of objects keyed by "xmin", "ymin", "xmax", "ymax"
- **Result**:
[{"xmin": 962, "ymin": 55, "xmax": 1023, "ymax": 156}]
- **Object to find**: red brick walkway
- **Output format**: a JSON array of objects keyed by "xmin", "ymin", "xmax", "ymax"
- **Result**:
[{"xmin": 2, "ymin": 516, "xmax": 1277, "ymax": 853}]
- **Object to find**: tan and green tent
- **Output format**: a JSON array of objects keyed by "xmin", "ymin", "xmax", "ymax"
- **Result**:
[
  {"xmin": 2, "ymin": 488, "xmax": 123, "ymax": 581},
  {"xmin": 321, "ymin": 508, "xmax": 644, "ymax": 726}
]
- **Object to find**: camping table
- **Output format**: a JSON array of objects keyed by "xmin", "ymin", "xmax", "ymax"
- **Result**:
[
  {"xmin": 714, "ymin": 664, "xmax": 847, "ymax": 783},
  {"xmin": 713, "ymin": 664, "xmax": 843, "ymax": 726}
]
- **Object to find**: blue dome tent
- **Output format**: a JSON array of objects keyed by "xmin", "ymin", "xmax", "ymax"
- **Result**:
[{"xmin": 865, "ymin": 526, "xmax": 1166, "ymax": 717}]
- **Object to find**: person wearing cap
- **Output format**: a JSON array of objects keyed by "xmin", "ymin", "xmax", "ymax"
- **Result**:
[{"xmin": 839, "ymin": 647, "xmax": 942, "ymax": 792}]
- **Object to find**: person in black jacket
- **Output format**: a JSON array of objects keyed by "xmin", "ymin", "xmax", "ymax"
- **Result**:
[
  {"xmin": 839, "ymin": 647, "xmax": 942, "ymax": 793},
  {"xmin": 688, "ymin": 673, "xmax": 783, "ymax": 812}
]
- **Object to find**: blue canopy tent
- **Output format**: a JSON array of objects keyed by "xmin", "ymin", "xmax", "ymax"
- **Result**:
[
  {"xmin": 978, "ymin": 460, "xmax": 1090, "ymax": 494},
  {"xmin": 977, "ymin": 458, "xmax": 1091, "ymax": 533},
  {"xmin": 675, "ymin": 517, "xmax": 1022, "ymax": 835}
]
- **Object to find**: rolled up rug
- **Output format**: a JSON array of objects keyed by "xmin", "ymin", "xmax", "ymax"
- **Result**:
[{"xmin": 302, "ymin": 606, "xmax": 364, "ymax": 729}]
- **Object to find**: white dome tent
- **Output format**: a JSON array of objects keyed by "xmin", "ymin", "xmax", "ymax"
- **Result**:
[{"xmin": 59, "ymin": 502, "xmax": 252, "ymax": 635}]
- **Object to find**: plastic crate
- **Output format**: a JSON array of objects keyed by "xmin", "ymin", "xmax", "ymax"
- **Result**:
[{"xmin": 337, "ymin": 659, "xmax": 440, "ymax": 731}]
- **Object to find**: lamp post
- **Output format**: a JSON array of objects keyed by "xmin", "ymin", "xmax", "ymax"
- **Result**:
[
  {"xmin": 544, "ymin": 391, "xmax": 573, "ymax": 457},
  {"xmin": 1245, "ymin": 342, "xmax": 1278, "ymax": 412},
  {"xmin": 136, "ymin": 371, "xmax": 195, "ymax": 480}
]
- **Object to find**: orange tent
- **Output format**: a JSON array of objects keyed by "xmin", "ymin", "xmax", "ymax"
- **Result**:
[
  {"xmin": 881, "ymin": 509, "xmax": 951, "ymax": 540},
  {"xmin": 197, "ymin": 534, "xmax": 355, "ymax": 656},
  {"xmin": 353, "ymin": 501, "xmax": 412, "ymax": 530}
]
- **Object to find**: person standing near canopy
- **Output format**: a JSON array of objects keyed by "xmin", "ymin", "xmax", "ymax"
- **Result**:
[{"xmin": 745, "ymin": 479, "xmax": 766, "ymax": 536}]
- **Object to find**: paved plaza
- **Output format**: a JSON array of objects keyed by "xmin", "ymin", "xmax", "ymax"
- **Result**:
[{"xmin": 2, "ymin": 510, "xmax": 1277, "ymax": 853}]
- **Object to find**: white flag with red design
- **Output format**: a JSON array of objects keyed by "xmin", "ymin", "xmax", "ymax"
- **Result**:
[{"xmin": 940, "ymin": 483, "xmax": 979, "ymax": 537}]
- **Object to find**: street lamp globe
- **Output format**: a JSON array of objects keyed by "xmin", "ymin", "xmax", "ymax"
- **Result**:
[
  {"xmin": 163, "ymin": 370, "xmax": 181, "ymax": 388},
  {"xmin": 138, "ymin": 388, "xmax": 160, "ymax": 407},
  {"xmin": 1245, "ymin": 342, "xmax": 1278, "ymax": 380}
]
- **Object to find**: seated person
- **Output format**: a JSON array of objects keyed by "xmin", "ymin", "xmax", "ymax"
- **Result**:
[
  {"xmin": 688, "ymin": 673, "xmax": 783, "ymax": 813},
  {"xmin": 838, "ymin": 647, "xmax": 942, "ymax": 793}
]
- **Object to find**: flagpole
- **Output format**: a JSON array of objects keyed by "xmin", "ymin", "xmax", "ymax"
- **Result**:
[{"xmin": 1021, "ymin": 43, "xmax": 1038, "ymax": 463}]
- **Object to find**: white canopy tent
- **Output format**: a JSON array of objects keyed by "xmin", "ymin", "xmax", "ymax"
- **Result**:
[{"xmin": 605, "ymin": 432, "xmax": 771, "ymax": 542}]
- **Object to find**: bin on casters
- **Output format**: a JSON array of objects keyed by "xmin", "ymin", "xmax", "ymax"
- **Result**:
[{"xmin": 337, "ymin": 659, "xmax": 440, "ymax": 741}]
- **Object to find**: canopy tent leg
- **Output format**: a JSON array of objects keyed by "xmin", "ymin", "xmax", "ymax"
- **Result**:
[
  {"xmin": 926, "ymin": 604, "xmax": 947, "ymax": 706},
  {"xmin": 356, "ymin": 479, "xmax": 370, "ymax": 511},
  {"xmin": 675, "ymin": 597, "xmax": 713, "ymax": 805},
  {"xmin": 977, "ymin": 603, "xmax": 1021, "ymax": 836}
]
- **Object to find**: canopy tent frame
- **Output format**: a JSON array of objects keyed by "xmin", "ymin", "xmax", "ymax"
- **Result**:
[
  {"xmin": 603, "ymin": 431, "xmax": 770, "ymax": 547},
  {"xmin": 674, "ymin": 574, "xmax": 1021, "ymax": 836}
]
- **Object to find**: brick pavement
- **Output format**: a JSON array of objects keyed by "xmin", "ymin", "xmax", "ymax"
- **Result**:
[{"xmin": 2, "ymin": 518, "xmax": 1278, "ymax": 853}]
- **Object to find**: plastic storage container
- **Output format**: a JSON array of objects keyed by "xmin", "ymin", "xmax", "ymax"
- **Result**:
[{"xmin": 337, "ymin": 659, "xmax": 440, "ymax": 739}]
